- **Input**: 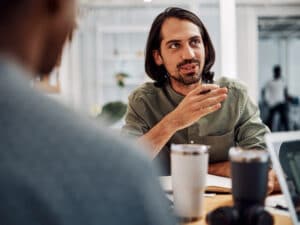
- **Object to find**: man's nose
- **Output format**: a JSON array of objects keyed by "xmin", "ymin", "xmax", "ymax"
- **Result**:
[{"xmin": 181, "ymin": 45, "xmax": 195, "ymax": 60}]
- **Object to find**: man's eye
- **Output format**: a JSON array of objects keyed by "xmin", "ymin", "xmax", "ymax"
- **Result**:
[
  {"xmin": 169, "ymin": 43, "xmax": 180, "ymax": 49},
  {"xmin": 191, "ymin": 39, "xmax": 201, "ymax": 47}
]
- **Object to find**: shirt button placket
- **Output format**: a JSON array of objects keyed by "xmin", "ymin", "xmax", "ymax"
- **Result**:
[{"xmin": 188, "ymin": 124, "xmax": 199, "ymax": 144}]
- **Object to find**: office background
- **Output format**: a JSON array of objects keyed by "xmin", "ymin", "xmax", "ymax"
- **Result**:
[{"xmin": 45, "ymin": 0, "xmax": 300, "ymax": 129}]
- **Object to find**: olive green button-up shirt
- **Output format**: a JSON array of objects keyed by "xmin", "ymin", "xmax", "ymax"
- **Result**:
[{"xmin": 122, "ymin": 77, "xmax": 270, "ymax": 175}]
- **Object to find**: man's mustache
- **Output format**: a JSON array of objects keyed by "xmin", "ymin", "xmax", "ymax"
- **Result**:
[{"xmin": 177, "ymin": 59, "xmax": 200, "ymax": 69}]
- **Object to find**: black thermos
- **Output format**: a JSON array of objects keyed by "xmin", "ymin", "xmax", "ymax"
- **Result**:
[{"xmin": 229, "ymin": 148, "xmax": 269, "ymax": 210}]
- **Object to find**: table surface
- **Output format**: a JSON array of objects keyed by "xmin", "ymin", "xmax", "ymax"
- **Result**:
[{"xmin": 183, "ymin": 195, "xmax": 292, "ymax": 225}]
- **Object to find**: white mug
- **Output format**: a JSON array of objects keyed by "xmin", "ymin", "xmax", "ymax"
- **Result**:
[{"xmin": 171, "ymin": 144, "xmax": 209, "ymax": 221}]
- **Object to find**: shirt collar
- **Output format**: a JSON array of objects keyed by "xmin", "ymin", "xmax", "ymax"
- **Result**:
[{"xmin": 165, "ymin": 81, "xmax": 185, "ymax": 104}]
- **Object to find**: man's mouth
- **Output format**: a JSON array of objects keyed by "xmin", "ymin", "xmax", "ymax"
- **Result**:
[{"xmin": 179, "ymin": 63, "xmax": 199, "ymax": 74}]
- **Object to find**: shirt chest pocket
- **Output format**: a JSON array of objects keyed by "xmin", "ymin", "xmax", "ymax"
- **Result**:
[{"xmin": 197, "ymin": 130, "xmax": 235, "ymax": 163}]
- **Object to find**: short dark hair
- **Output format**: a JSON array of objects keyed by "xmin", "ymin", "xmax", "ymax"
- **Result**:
[
  {"xmin": 145, "ymin": 7, "xmax": 215, "ymax": 84},
  {"xmin": 0, "ymin": 1, "xmax": 26, "ymax": 22},
  {"xmin": 273, "ymin": 65, "xmax": 281, "ymax": 79}
]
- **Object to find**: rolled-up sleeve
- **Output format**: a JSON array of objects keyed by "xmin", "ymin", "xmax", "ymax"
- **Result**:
[
  {"xmin": 121, "ymin": 93, "xmax": 149, "ymax": 138},
  {"xmin": 235, "ymin": 87, "xmax": 270, "ymax": 149}
]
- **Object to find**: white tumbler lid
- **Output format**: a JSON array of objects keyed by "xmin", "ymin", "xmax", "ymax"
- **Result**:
[{"xmin": 171, "ymin": 144, "xmax": 210, "ymax": 155}]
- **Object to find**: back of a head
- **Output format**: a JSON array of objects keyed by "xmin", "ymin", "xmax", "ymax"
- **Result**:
[
  {"xmin": 273, "ymin": 65, "xmax": 281, "ymax": 80},
  {"xmin": 0, "ymin": 1, "xmax": 21, "ymax": 13},
  {"xmin": 0, "ymin": 1, "xmax": 28, "ymax": 25},
  {"xmin": 145, "ymin": 7, "xmax": 215, "ymax": 85},
  {"xmin": 0, "ymin": 0, "xmax": 76, "ymax": 76}
]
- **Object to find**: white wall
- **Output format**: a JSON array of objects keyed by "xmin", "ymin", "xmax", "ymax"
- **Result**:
[
  {"xmin": 236, "ymin": 6, "xmax": 258, "ymax": 101},
  {"xmin": 236, "ymin": 4, "xmax": 300, "ymax": 102},
  {"xmin": 258, "ymin": 37, "xmax": 300, "ymax": 98},
  {"xmin": 288, "ymin": 39, "xmax": 300, "ymax": 96},
  {"xmin": 258, "ymin": 38, "xmax": 281, "ymax": 97},
  {"xmin": 198, "ymin": 6, "xmax": 221, "ymax": 78},
  {"xmin": 59, "ymin": 3, "xmax": 221, "ymax": 114},
  {"xmin": 59, "ymin": 2, "xmax": 300, "ymax": 113}
]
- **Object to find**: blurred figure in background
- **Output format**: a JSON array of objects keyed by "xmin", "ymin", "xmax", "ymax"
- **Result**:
[
  {"xmin": 265, "ymin": 65, "xmax": 289, "ymax": 131},
  {"xmin": 0, "ymin": 1, "xmax": 174, "ymax": 225}
]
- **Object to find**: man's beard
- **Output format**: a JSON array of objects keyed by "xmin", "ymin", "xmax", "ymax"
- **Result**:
[
  {"xmin": 169, "ymin": 59, "xmax": 202, "ymax": 85},
  {"xmin": 169, "ymin": 72, "xmax": 201, "ymax": 85}
]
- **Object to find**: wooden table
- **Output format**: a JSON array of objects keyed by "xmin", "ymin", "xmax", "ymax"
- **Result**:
[{"xmin": 183, "ymin": 195, "xmax": 292, "ymax": 225}]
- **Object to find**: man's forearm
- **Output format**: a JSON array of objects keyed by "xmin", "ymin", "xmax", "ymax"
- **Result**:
[
  {"xmin": 208, "ymin": 161, "xmax": 231, "ymax": 177},
  {"xmin": 136, "ymin": 84, "xmax": 228, "ymax": 159},
  {"xmin": 138, "ymin": 114, "xmax": 179, "ymax": 159}
]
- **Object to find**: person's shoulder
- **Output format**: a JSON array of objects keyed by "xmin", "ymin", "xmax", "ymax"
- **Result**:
[
  {"xmin": 217, "ymin": 76, "xmax": 248, "ymax": 95},
  {"xmin": 129, "ymin": 82, "xmax": 163, "ymax": 102},
  {"xmin": 131, "ymin": 82, "xmax": 161, "ymax": 95},
  {"xmin": 94, "ymin": 126, "xmax": 153, "ymax": 170},
  {"xmin": 47, "ymin": 101, "xmax": 148, "ymax": 160},
  {"xmin": 2, "ymin": 74, "xmax": 153, "ymax": 178},
  {"xmin": 38, "ymin": 96, "xmax": 154, "ymax": 178},
  {"xmin": 8, "ymin": 78, "xmax": 149, "ymax": 167}
]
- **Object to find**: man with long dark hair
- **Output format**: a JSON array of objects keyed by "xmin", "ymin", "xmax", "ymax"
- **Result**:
[
  {"xmin": 0, "ymin": 1, "xmax": 175, "ymax": 224},
  {"xmin": 122, "ymin": 7, "xmax": 274, "ymax": 188}
]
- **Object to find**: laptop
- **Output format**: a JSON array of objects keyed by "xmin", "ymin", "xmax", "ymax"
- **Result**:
[{"xmin": 266, "ymin": 131, "xmax": 300, "ymax": 225}]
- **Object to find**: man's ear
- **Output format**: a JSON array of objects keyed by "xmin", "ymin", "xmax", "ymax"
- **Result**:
[{"xmin": 153, "ymin": 50, "xmax": 163, "ymax": 66}]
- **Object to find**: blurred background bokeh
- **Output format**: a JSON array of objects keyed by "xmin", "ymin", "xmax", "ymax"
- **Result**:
[{"xmin": 40, "ymin": 0, "xmax": 300, "ymax": 130}]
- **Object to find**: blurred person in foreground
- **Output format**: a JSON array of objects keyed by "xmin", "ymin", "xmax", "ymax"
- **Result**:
[
  {"xmin": 0, "ymin": 1, "xmax": 174, "ymax": 225},
  {"xmin": 122, "ymin": 7, "xmax": 279, "ymax": 193}
]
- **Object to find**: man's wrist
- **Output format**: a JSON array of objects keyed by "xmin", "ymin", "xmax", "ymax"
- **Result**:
[{"xmin": 162, "ymin": 113, "xmax": 181, "ymax": 134}]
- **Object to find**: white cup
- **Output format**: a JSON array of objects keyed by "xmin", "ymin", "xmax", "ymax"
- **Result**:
[{"xmin": 171, "ymin": 144, "xmax": 209, "ymax": 221}]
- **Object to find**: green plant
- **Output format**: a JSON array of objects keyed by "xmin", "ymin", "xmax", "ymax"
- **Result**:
[
  {"xmin": 97, "ymin": 101, "xmax": 127, "ymax": 124},
  {"xmin": 115, "ymin": 72, "xmax": 129, "ymax": 87},
  {"xmin": 95, "ymin": 72, "xmax": 130, "ymax": 125}
]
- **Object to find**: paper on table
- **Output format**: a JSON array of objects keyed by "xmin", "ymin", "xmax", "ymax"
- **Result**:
[
  {"xmin": 265, "ymin": 194, "xmax": 288, "ymax": 208},
  {"xmin": 265, "ymin": 194, "xmax": 290, "ymax": 216},
  {"xmin": 206, "ymin": 174, "xmax": 231, "ymax": 193},
  {"xmin": 159, "ymin": 174, "xmax": 231, "ymax": 193}
]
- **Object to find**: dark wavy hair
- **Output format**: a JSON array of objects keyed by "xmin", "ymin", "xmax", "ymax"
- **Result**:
[{"xmin": 145, "ymin": 7, "xmax": 215, "ymax": 85}]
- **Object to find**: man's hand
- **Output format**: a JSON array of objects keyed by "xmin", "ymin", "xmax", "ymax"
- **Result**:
[
  {"xmin": 139, "ymin": 84, "xmax": 227, "ymax": 158},
  {"xmin": 166, "ymin": 84, "xmax": 228, "ymax": 131},
  {"xmin": 267, "ymin": 169, "xmax": 281, "ymax": 194}
]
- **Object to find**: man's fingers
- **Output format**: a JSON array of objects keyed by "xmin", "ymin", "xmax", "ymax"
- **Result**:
[
  {"xmin": 199, "ymin": 84, "xmax": 221, "ymax": 93},
  {"xmin": 188, "ymin": 84, "xmax": 220, "ymax": 96},
  {"xmin": 193, "ymin": 87, "xmax": 228, "ymax": 101},
  {"xmin": 188, "ymin": 87, "xmax": 227, "ymax": 103},
  {"xmin": 197, "ymin": 103, "xmax": 222, "ymax": 117},
  {"xmin": 204, "ymin": 87, "xmax": 228, "ymax": 97},
  {"xmin": 192, "ymin": 94, "xmax": 227, "ymax": 110}
]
